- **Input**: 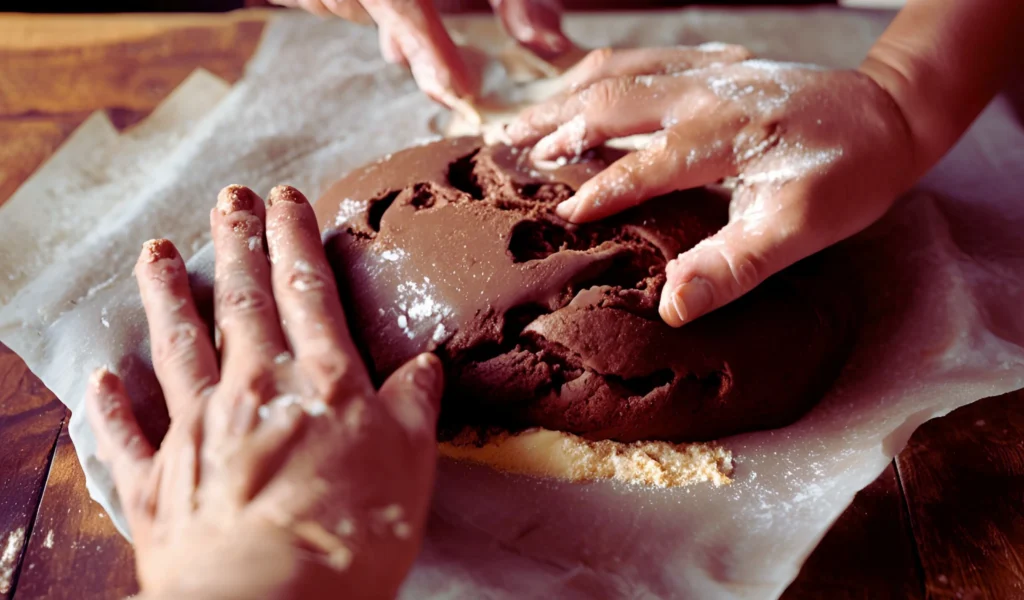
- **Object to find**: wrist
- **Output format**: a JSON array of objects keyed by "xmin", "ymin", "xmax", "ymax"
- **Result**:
[
  {"xmin": 137, "ymin": 523, "xmax": 343, "ymax": 600},
  {"xmin": 857, "ymin": 47, "xmax": 951, "ymax": 179}
]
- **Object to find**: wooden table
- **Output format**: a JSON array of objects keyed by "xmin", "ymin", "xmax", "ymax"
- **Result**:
[{"xmin": 1, "ymin": 11, "xmax": 1022, "ymax": 600}]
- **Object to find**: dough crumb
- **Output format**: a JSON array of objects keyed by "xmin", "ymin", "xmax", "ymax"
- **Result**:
[{"xmin": 439, "ymin": 428, "xmax": 733, "ymax": 488}]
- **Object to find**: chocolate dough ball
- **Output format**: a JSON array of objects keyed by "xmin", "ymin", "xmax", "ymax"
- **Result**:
[{"xmin": 316, "ymin": 137, "xmax": 855, "ymax": 443}]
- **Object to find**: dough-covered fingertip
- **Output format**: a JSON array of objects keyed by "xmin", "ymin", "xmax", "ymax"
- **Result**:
[
  {"xmin": 217, "ymin": 184, "xmax": 259, "ymax": 215},
  {"xmin": 140, "ymin": 239, "xmax": 178, "ymax": 264},
  {"xmin": 267, "ymin": 185, "xmax": 308, "ymax": 207}
]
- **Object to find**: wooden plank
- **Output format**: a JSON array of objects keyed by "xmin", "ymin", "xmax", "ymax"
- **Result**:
[
  {"xmin": 0, "ymin": 13, "xmax": 266, "ymax": 118},
  {"xmin": 0, "ymin": 14, "xmax": 265, "ymax": 208},
  {"xmin": 0, "ymin": 344, "xmax": 66, "ymax": 599},
  {"xmin": 897, "ymin": 389, "xmax": 1024, "ymax": 600},
  {"xmin": 0, "ymin": 12, "xmax": 270, "ymax": 52},
  {"xmin": 13, "ymin": 422, "xmax": 137, "ymax": 600},
  {"xmin": 782, "ymin": 463, "xmax": 924, "ymax": 599}
]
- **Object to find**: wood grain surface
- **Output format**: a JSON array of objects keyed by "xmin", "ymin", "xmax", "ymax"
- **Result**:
[
  {"xmin": 12, "ymin": 423, "xmax": 138, "ymax": 600},
  {"xmin": 0, "ymin": 10, "xmax": 1022, "ymax": 600},
  {"xmin": 898, "ymin": 393, "xmax": 1024, "ymax": 600},
  {"xmin": 0, "ymin": 348, "xmax": 65, "ymax": 599}
]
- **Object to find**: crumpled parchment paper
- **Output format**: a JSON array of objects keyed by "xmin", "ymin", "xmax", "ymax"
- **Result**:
[{"xmin": 1, "ymin": 9, "xmax": 1022, "ymax": 599}]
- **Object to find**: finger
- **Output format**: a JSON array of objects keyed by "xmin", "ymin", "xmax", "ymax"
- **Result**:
[
  {"xmin": 659, "ymin": 209, "xmax": 811, "ymax": 326},
  {"xmin": 507, "ymin": 75, "xmax": 686, "ymax": 153},
  {"xmin": 86, "ymin": 368, "xmax": 156, "ymax": 529},
  {"xmin": 322, "ymin": 0, "xmax": 373, "ymax": 23},
  {"xmin": 379, "ymin": 25, "xmax": 408, "ymax": 66},
  {"xmin": 490, "ymin": 0, "xmax": 572, "ymax": 59},
  {"xmin": 377, "ymin": 353, "xmax": 444, "ymax": 447},
  {"xmin": 265, "ymin": 186, "xmax": 351, "ymax": 356},
  {"xmin": 297, "ymin": 0, "xmax": 333, "ymax": 17},
  {"xmin": 562, "ymin": 44, "xmax": 753, "ymax": 91},
  {"xmin": 135, "ymin": 239, "xmax": 219, "ymax": 416},
  {"xmin": 360, "ymin": 0, "xmax": 476, "ymax": 102},
  {"xmin": 212, "ymin": 185, "xmax": 288, "ymax": 369},
  {"xmin": 264, "ymin": 186, "xmax": 373, "ymax": 401},
  {"xmin": 555, "ymin": 126, "xmax": 736, "ymax": 223}
]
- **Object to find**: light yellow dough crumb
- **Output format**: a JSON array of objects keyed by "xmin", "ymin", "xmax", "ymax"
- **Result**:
[{"xmin": 439, "ymin": 428, "xmax": 734, "ymax": 488}]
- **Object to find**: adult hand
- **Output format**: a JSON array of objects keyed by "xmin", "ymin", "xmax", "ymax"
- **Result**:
[
  {"xmin": 86, "ymin": 185, "xmax": 444, "ymax": 599},
  {"xmin": 269, "ymin": 0, "xmax": 572, "ymax": 104},
  {"xmin": 505, "ymin": 46, "xmax": 918, "ymax": 327}
]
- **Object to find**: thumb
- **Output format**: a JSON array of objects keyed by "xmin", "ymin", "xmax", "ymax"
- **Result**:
[
  {"xmin": 378, "ymin": 353, "xmax": 445, "ymax": 444},
  {"xmin": 659, "ymin": 216, "xmax": 815, "ymax": 327}
]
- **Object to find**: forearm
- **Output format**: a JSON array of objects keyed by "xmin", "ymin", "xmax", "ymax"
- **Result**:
[{"xmin": 859, "ymin": 0, "xmax": 1024, "ymax": 175}]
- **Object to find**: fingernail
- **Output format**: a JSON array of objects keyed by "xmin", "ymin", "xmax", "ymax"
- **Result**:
[
  {"xmin": 663, "ymin": 277, "xmax": 714, "ymax": 326},
  {"xmin": 413, "ymin": 353, "xmax": 442, "ymax": 395},
  {"xmin": 217, "ymin": 185, "xmax": 257, "ymax": 215},
  {"xmin": 141, "ymin": 239, "xmax": 177, "ymax": 263},
  {"xmin": 555, "ymin": 196, "xmax": 578, "ymax": 220},
  {"xmin": 267, "ymin": 185, "xmax": 306, "ymax": 207},
  {"xmin": 531, "ymin": 135, "xmax": 559, "ymax": 161}
]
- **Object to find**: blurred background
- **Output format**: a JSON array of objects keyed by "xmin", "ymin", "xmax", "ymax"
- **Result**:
[{"xmin": 15, "ymin": 1, "xmax": 844, "ymax": 15}]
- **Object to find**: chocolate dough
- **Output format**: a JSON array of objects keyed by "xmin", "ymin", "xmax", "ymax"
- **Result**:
[{"xmin": 316, "ymin": 138, "xmax": 855, "ymax": 442}]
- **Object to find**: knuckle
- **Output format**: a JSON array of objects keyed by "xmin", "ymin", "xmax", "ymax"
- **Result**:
[
  {"xmin": 582, "ymin": 47, "xmax": 614, "ymax": 72},
  {"xmin": 284, "ymin": 263, "xmax": 333, "ymax": 294},
  {"xmin": 601, "ymin": 163, "xmax": 641, "ymax": 197},
  {"xmin": 237, "ymin": 369, "xmax": 278, "ymax": 401},
  {"xmin": 217, "ymin": 284, "xmax": 273, "ymax": 317},
  {"xmin": 582, "ymin": 78, "xmax": 625, "ymax": 110},
  {"xmin": 225, "ymin": 213, "xmax": 263, "ymax": 239},
  {"xmin": 721, "ymin": 250, "xmax": 763, "ymax": 294},
  {"xmin": 138, "ymin": 259, "xmax": 184, "ymax": 288},
  {"xmin": 154, "ymin": 323, "xmax": 201, "ymax": 364},
  {"xmin": 728, "ymin": 45, "xmax": 756, "ymax": 61},
  {"xmin": 305, "ymin": 353, "xmax": 369, "ymax": 398}
]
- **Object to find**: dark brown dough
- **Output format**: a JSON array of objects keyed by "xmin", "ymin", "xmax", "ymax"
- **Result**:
[{"xmin": 315, "ymin": 137, "xmax": 856, "ymax": 443}]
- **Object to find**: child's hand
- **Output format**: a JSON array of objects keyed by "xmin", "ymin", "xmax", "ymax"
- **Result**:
[
  {"xmin": 506, "ymin": 47, "xmax": 918, "ymax": 326},
  {"xmin": 87, "ymin": 185, "xmax": 444, "ymax": 599}
]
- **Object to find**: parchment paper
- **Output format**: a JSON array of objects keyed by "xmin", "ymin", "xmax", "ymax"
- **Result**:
[{"xmin": 1, "ymin": 9, "xmax": 1022, "ymax": 599}]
